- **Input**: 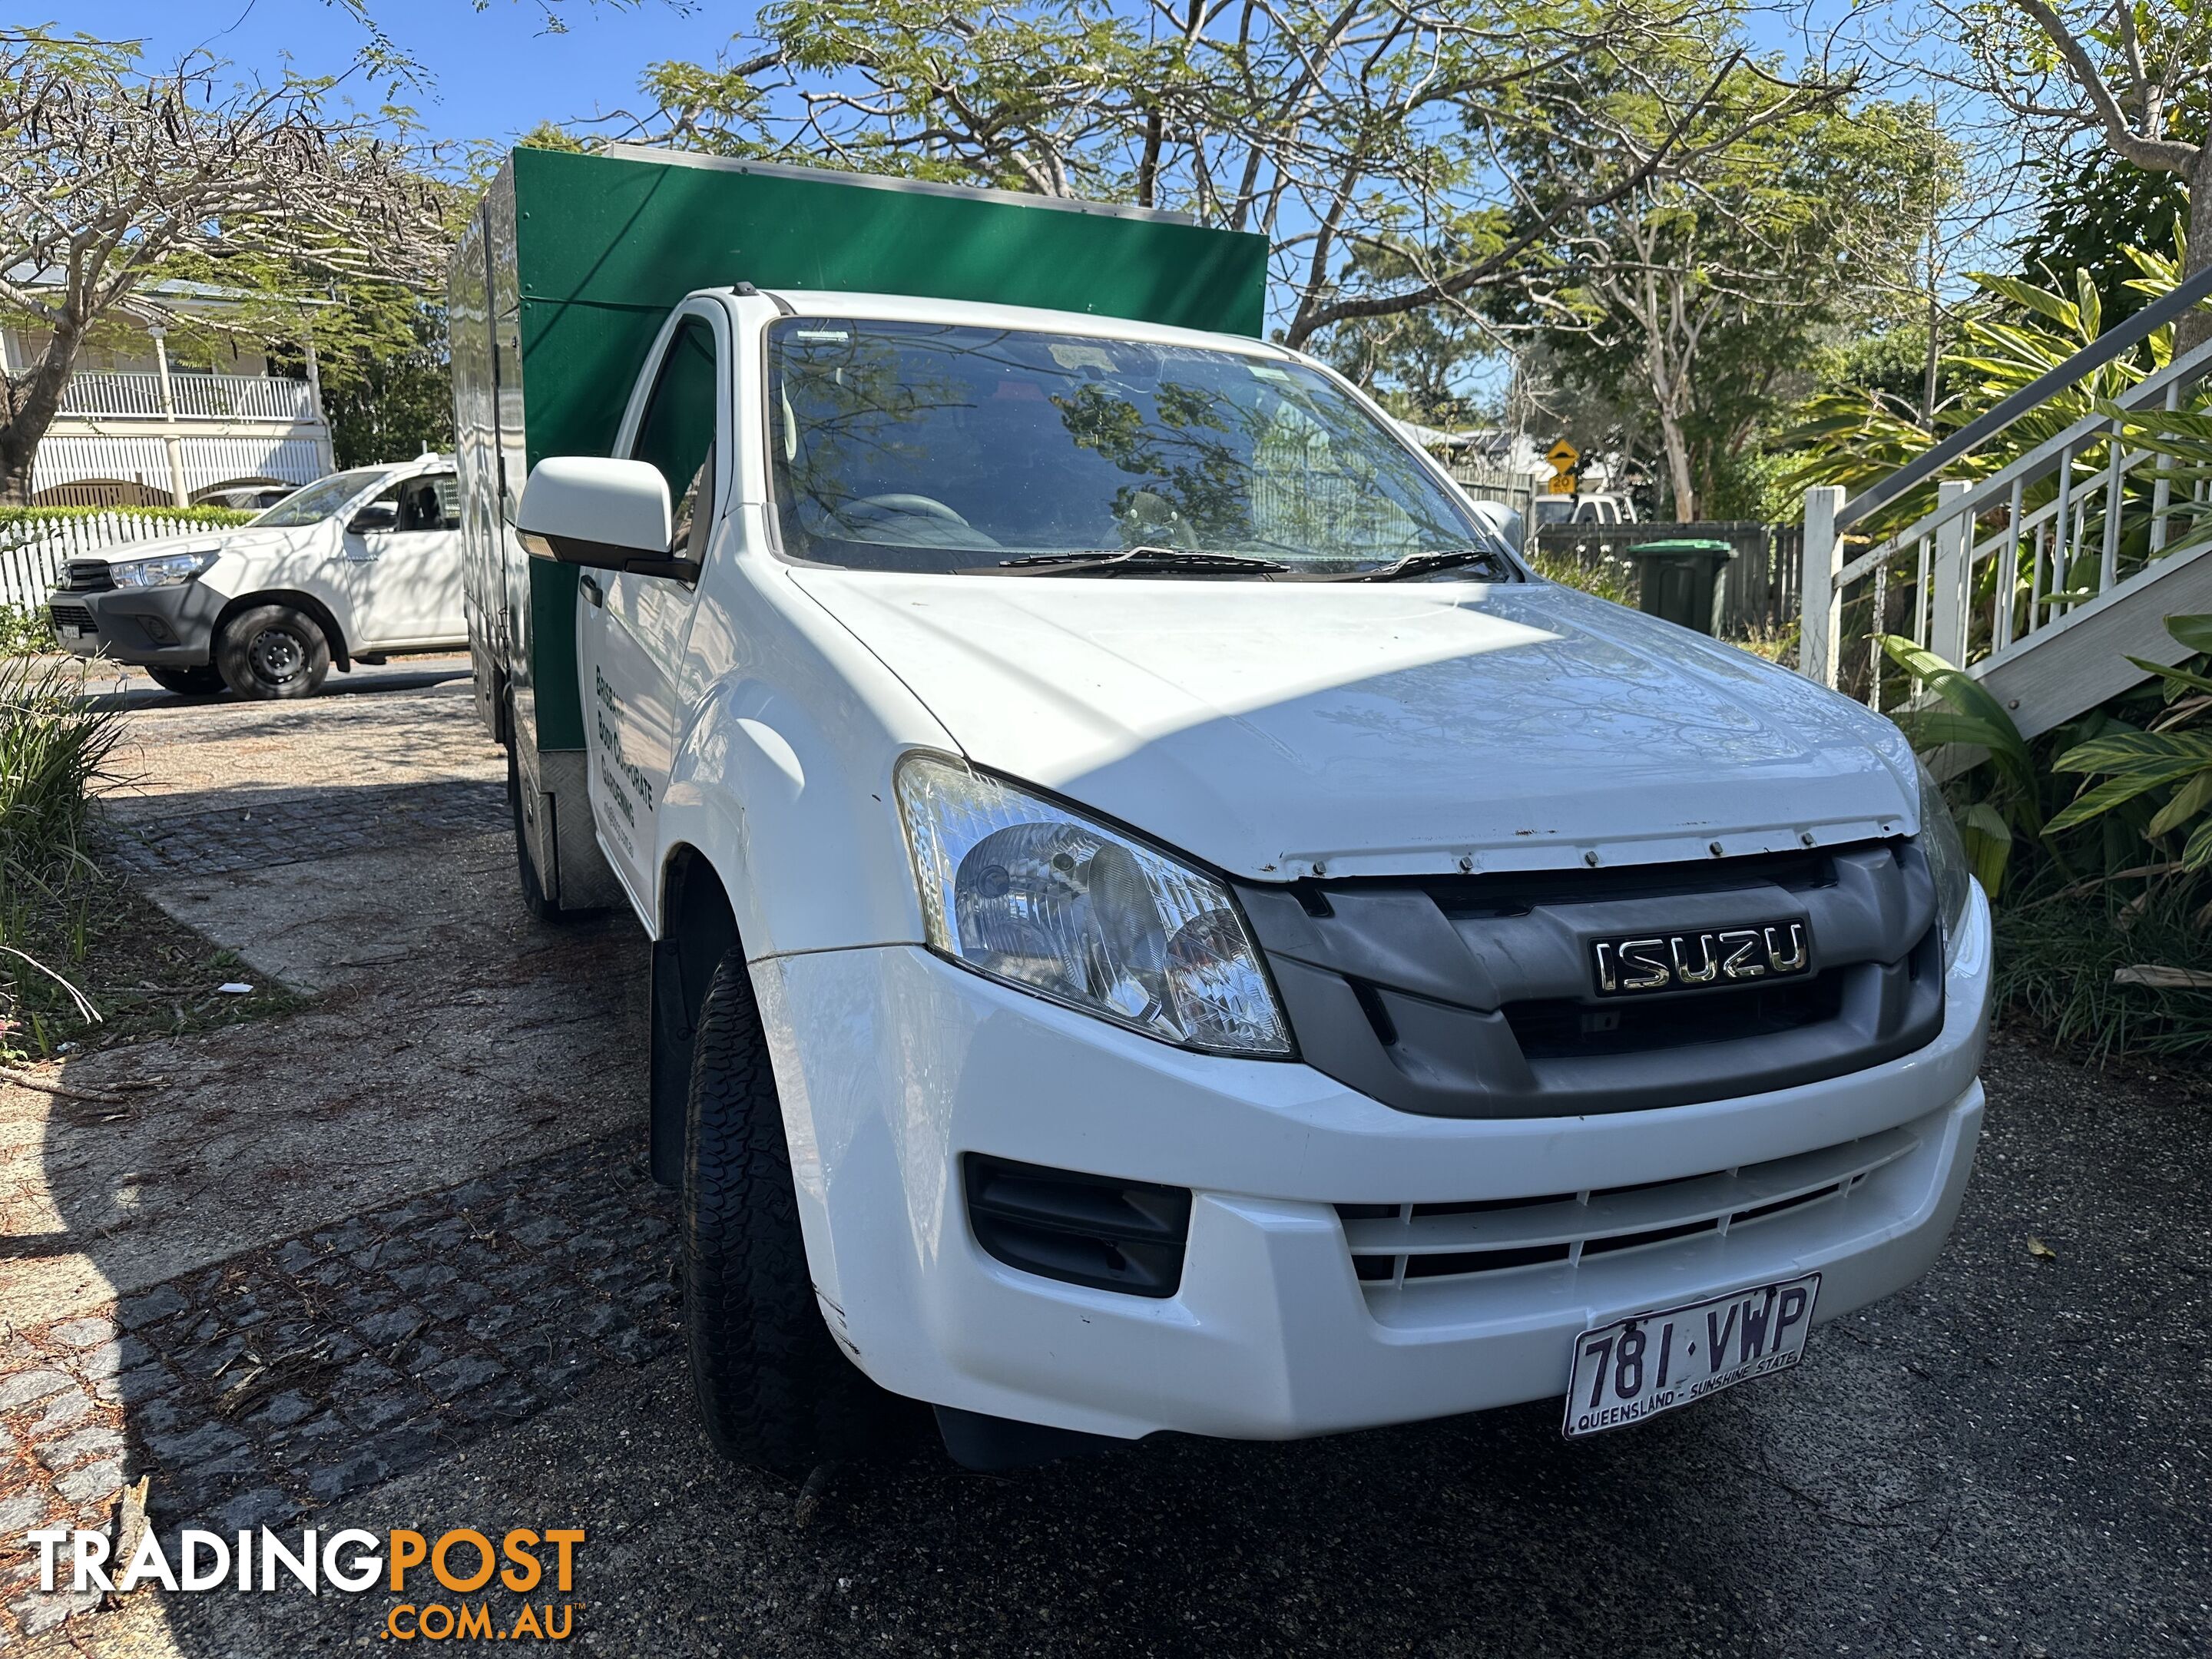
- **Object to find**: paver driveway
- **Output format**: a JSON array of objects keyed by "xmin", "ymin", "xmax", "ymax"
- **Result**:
[{"xmin": 1, "ymin": 659, "xmax": 2205, "ymax": 1657}]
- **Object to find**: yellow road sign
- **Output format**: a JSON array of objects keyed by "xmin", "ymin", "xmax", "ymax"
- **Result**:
[{"xmin": 1547, "ymin": 439, "xmax": 1580, "ymax": 469}]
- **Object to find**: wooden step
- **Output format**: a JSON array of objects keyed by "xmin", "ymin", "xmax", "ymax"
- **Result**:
[{"xmin": 1972, "ymin": 541, "xmax": 2212, "ymax": 740}]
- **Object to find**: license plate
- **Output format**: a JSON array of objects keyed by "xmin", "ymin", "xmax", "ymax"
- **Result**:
[
  {"xmin": 1563, "ymin": 1273, "xmax": 1820, "ymax": 1439},
  {"xmin": 58, "ymin": 624, "xmax": 88, "ymax": 640}
]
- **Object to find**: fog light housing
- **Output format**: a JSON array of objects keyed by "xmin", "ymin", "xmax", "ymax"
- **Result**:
[{"xmin": 964, "ymin": 1154, "xmax": 1192, "ymax": 1298}]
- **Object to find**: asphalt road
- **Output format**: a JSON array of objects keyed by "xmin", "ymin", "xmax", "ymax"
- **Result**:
[{"xmin": 5, "ymin": 661, "xmax": 2208, "ymax": 1657}]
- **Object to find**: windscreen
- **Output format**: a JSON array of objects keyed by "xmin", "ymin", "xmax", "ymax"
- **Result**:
[
  {"xmin": 250, "ymin": 469, "xmax": 392, "ymax": 528},
  {"xmin": 767, "ymin": 320, "xmax": 1495, "ymax": 574}
]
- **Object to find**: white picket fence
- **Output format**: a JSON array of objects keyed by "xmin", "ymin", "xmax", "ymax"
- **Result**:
[{"xmin": 0, "ymin": 511, "xmax": 250, "ymax": 610}]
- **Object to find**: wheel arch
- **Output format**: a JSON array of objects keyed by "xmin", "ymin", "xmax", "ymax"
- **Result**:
[
  {"xmin": 650, "ymin": 843, "xmax": 742, "ymax": 1186},
  {"xmin": 214, "ymin": 588, "xmax": 353, "ymax": 672}
]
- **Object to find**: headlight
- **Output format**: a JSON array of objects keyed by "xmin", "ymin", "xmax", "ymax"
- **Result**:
[
  {"xmin": 896, "ymin": 753, "xmax": 1292, "ymax": 1056},
  {"xmin": 1917, "ymin": 763, "xmax": 1974, "ymax": 971},
  {"xmin": 110, "ymin": 548, "xmax": 219, "ymax": 588}
]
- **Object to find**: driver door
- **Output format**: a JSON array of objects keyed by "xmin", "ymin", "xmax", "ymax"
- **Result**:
[{"xmin": 578, "ymin": 309, "xmax": 724, "ymax": 912}]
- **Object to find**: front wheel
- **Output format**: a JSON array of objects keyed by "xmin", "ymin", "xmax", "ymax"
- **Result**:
[
  {"xmin": 147, "ymin": 665, "xmax": 225, "ymax": 697},
  {"xmin": 683, "ymin": 949, "xmax": 916, "ymax": 1475},
  {"xmin": 214, "ymin": 604, "xmax": 330, "ymax": 700}
]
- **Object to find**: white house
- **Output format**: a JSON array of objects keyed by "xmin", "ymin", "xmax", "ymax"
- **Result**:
[{"xmin": 4, "ymin": 281, "xmax": 336, "ymax": 506}]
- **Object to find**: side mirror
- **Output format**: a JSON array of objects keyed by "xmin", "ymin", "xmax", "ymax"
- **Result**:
[
  {"xmin": 348, "ymin": 502, "xmax": 398, "ymax": 535},
  {"xmin": 516, "ymin": 457, "xmax": 697, "ymax": 580},
  {"xmin": 1466, "ymin": 499, "xmax": 1525, "ymax": 555}
]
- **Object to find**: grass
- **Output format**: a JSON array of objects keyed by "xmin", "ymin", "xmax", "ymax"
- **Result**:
[
  {"xmin": 1993, "ymin": 885, "xmax": 2212, "ymax": 1067},
  {"xmin": 1528, "ymin": 547, "xmax": 1637, "ymax": 607},
  {"xmin": 0, "ymin": 654, "xmax": 124, "ymax": 882},
  {"xmin": 0, "ymin": 653, "xmax": 300, "ymax": 1059},
  {"xmin": 2, "ymin": 869, "xmax": 306, "ymax": 1060}
]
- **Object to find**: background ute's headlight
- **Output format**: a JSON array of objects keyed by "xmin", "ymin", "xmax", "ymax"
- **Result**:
[
  {"xmin": 111, "ymin": 548, "xmax": 218, "ymax": 588},
  {"xmin": 1917, "ymin": 763, "xmax": 1974, "ymax": 970},
  {"xmin": 897, "ymin": 754, "xmax": 1292, "ymax": 1056}
]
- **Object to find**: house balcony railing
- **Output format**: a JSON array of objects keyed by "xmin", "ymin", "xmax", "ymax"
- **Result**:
[{"xmin": 57, "ymin": 371, "xmax": 317, "ymax": 424}]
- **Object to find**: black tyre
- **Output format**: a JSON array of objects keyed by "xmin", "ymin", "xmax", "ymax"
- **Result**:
[
  {"xmin": 146, "ymin": 665, "xmax": 225, "ymax": 697},
  {"xmin": 504, "ymin": 724, "xmax": 571, "ymax": 925},
  {"xmin": 214, "ymin": 604, "xmax": 330, "ymax": 700},
  {"xmin": 683, "ymin": 949, "xmax": 916, "ymax": 1475}
]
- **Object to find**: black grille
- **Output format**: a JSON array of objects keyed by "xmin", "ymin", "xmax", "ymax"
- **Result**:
[
  {"xmin": 48, "ymin": 603, "xmax": 95, "ymax": 631},
  {"xmin": 59, "ymin": 561, "xmax": 114, "ymax": 592},
  {"xmin": 1234, "ymin": 839, "xmax": 1945, "ymax": 1118},
  {"xmin": 964, "ymin": 1154, "xmax": 1192, "ymax": 1298},
  {"xmin": 1504, "ymin": 971, "xmax": 1846, "ymax": 1059}
]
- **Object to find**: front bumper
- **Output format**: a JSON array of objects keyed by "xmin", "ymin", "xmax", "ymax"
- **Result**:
[
  {"xmin": 45, "ymin": 582, "xmax": 221, "ymax": 667},
  {"xmin": 753, "ymin": 886, "xmax": 1992, "ymax": 1442}
]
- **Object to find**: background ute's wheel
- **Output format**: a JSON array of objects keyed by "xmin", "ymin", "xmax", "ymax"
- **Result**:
[
  {"xmin": 683, "ymin": 949, "xmax": 916, "ymax": 1475},
  {"xmin": 146, "ymin": 665, "xmax": 225, "ymax": 697},
  {"xmin": 213, "ymin": 604, "xmax": 329, "ymax": 700}
]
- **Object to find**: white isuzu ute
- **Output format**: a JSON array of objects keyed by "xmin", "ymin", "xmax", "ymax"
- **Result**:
[
  {"xmin": 455, "ymin": 147, "xmax": 1988, "ymax": 1474},
  {"xmin": 45, "ymin": 455, "xmax": 464, "ymax": 699}
]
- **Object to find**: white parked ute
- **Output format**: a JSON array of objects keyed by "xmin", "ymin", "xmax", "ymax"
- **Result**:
[
  {"xmin": 456, "ymin": 151, "xmax": 1989, "ymax": 1476},
  {"xmin": 45, "ymin": 456, "xmax": 465, "ymax": 699}
]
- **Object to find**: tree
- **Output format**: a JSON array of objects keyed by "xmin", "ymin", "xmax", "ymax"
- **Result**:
[
  {"xmin": 1490, "ymin": 37, "xmax": 1947, "ymax": 521},
  {"xmin": 1945, "ymin": 0, "xmax": 2210, "ymax": 351},
  {"xmin": 0, "ymin": 32, "xmax": 451, "ymax": 502},
  {"xmin": 318, "ymin": 298, "xmax": 454, "ymax": 468},
  {"xmin": 618, "ymin": 0, "xmax": 1839, "ymax": 353},
  {"xmin": 2012, "ymin": 119, "xmax": 2196, "ymax": 327},
  {"xmin": 1313, "ymin": 238, "xmax": 1498, "ymax": 427}
]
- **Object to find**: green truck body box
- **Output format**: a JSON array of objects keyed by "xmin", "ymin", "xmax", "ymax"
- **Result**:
[{"xmin": 450, "ymin": 144, "xmax": 1270, "ymax": 763}]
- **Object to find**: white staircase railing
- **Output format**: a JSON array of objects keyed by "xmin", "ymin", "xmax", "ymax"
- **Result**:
[{"xmin": 1800, "ymin": 263, "xmax": 2212, "ymax": 731}]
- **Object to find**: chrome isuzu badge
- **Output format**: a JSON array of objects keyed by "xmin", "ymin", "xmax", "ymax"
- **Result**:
[{"xmin": 1590, "ymin": 922, "xmax": 1810, "ymax": 997}]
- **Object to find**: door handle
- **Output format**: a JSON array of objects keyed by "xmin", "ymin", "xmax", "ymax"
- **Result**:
[{"xmin": 578, "ymin": 573, "xmax": 605, "ymax": 608}]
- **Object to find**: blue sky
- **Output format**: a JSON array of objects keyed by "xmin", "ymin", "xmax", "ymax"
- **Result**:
[
  {"xmin": 65, "ymin": 0, "xmax": 1889, "ymax": 155},
  {"xmin": 62, "ymin": 0, "xmax": 740, "ymax": 146}
]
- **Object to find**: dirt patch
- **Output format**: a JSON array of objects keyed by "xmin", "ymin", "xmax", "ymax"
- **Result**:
[{"xmin": 1, "ymin": 871, "xmax": 303, "ymax": 1063}]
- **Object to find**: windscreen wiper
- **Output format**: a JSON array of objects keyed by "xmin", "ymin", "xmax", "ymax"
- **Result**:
[
  {"xmin": 1320, "ymin": 546, "xmax": 1517, "ymax": 583},
  {"xmin": 985, "ymin": 545, "xmax": 1290, "ymax": 577}
]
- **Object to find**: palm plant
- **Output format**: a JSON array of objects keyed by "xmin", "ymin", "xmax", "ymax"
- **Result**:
[
  {"xmin": 2045, "ymin": 614, "xmax": 2212, "ymax": 873},
  {"xmin": 1878, "ymin": 635, "xmax": 2039, "ymax": 896}
]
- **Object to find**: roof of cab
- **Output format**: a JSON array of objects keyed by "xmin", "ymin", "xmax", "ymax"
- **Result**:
[{"xmin": 720, "ymin": 287, "xmax": 1296, "ymax": 359}]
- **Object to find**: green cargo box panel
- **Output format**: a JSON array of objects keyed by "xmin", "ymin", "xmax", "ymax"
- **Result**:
[{"xmin": 494, "ymin": 144, "xmax": 1270, "ymax": 751}]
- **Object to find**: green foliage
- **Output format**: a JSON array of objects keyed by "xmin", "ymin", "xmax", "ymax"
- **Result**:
[
  {"xmin": 1487, "ymin": 25, "xmax": 1952, "ymax": 521},
  {"xmin": 0, "ymin": 655, "xmax": 126, "ymax": 888},
  {"xmin": 1528, "ymin": 548, "xmax": 1637, "ymax": 607},
  {"xmin": 1881, "ymin": 618, "xmax": 2212, "ymax": 1064},
  {"xmin": 1806, "ymin": 323, "xmax": 1943, "ymax": 416},
  {"xmin": 322, "ymin": 301, "xmax": 453, "ymax": 467},
  {"xmin": 0, "ymin": 603, "xmax": 51, "ymax": 657},
  {"xmin": 2048, "ymin": 614, "xmax": 2212, "ymax": 870},
  {"xmin": 0, "ymin": 31, "xmax": 458, "ymax": 502},
  {"xmin": 2012, "ymin": 134, "xmax": 2195, "ymax": 330},
  {"xmin": 1879, "ymin": 633, "xmax": 2039, "ymax": 896},
  {"xmin": 1781, "ymin": 233, "xmax": 2210, "ymax": 529},
  {"xmin": 1316, "ymin": 236, "xmax": 1505, "ymax": 427},
  {"xmin": 1994, "ymin": 886, "xmax": 2212, "ymax": 1065},
  {"xmin": 0, "ymin": 506, "xmax": 253, "ymax": 531}
]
